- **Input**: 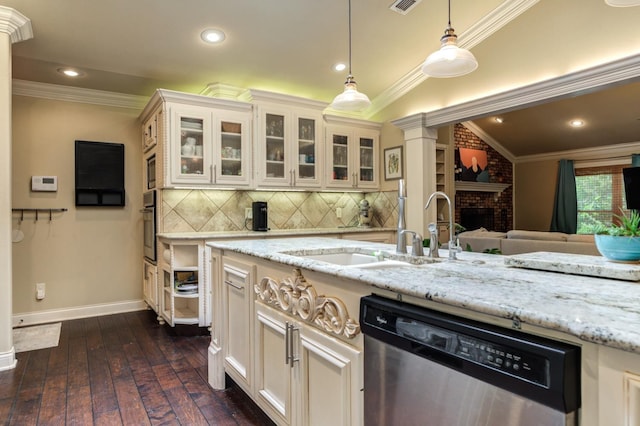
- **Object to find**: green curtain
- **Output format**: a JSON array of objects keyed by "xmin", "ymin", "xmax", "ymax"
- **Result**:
[
  {"xmin": 632, "ymin": 154, "xmax": 640, "ymax": 167},
  {"xmin": 550, "ymin": 159, "xmax": 577, "ymax": 233}
]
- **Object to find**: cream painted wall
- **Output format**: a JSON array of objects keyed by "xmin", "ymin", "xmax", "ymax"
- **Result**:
[{"xmin": 11, "ymin": 95, "xmax": 142, "ymax": 315}]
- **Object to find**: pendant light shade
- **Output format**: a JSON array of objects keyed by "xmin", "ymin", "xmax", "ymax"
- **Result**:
[
  {"xmin": 330, "ymin": 0, "xmax": 371, "ymax": 111},
  {"xmin": 421, "ymin": 1, "xmax": 478, "ymax": 78},
  {"xmin": 331, "ymin": 75, "xmax": 371, "ymax": 111},
  {"xmin": 605, "ymin": 0, "xmax": 640, "ymax": 6}
]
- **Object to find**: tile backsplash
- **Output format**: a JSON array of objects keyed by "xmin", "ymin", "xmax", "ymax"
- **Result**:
[{"xmin": 160, "ymin": 189, "xmax": 399, "ymax": 233}]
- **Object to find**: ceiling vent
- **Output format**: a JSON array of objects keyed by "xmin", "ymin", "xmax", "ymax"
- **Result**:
[{"xmin": 389, "ymin": 0, "xmax": 422, "ymax": 15}]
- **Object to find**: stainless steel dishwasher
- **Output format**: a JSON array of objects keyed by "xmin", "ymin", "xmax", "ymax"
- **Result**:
[{"xmin": 360, "ymin": 295, "xmax": 580, "ymax": 426}]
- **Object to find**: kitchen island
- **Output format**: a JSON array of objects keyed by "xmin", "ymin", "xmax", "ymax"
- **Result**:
[{"xmin": 207, "ymin": 237, "xmax": 640, "ymax": 426}]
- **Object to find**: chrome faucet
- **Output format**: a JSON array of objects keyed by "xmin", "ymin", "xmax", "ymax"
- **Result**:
[
  {"xmin": 400, "ymin": 230, "xmax": 424, "ymax": 257},
  {"xmin": 424, "ymin": 191, "xmax": 459, "ymax": 260},
  {"xmin": 396, "ymin": 179, "xmax": 407, "ymax": 254},
  {"xmin": 427, "ymin": 223, "xmax": 439, "ymax": 258}
]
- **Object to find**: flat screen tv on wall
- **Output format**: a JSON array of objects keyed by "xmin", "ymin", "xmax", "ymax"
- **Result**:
[
  {"xmin": 623, "ymin": 166, "xmax": 640, "ymax": 211},
  {"xmin": 75, "ymin": 140, "xmax": 125, "ymax": 206}
]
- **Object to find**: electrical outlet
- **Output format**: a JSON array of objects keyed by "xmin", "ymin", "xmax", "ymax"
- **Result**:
[
  {"xmin": 336, "ymin": 207, "xmax": 342, "ymax": 218},
  {"xmin": 245, "ymin": 207, "xmax": 253, "ymax": 219},
  {"xmin": 36, "ymin": 282, "xmax": 45, "ymax": 300}
]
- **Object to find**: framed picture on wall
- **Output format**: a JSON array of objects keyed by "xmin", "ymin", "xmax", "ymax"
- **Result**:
[
  {"xmin": 384, "ymin": 146, "xmax": 403, "ymax": 180},
  {"xmin": 459, "ymin": 147, "xmax": 489, "ymax": 182}
]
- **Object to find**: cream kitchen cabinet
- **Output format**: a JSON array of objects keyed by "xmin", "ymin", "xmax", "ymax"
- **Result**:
[
  {"xmin": 142, "ymin": 259, "xmax": 161, "ymax": 322},
  {"xmin": 254, "ymin": 301, "xmax": 362, "ymax": 426},
  {"xmin": 158, "ymin": 238, "xmax": 209, "ymax": 327},
  {"xmin": 139, "ymin": 89, "xmax": 252, "ymax": 188},
  {"xmin": 324, "ymin": 116, "xmax": 381, "ymax": 190},
  {"xmin": 249, "ymin": 90, "xmax": 325, "ymax": 189},
  {"xmin": 221, "ymin": 257, "xmax": 255, "ymax": 394},
  {"xmin": 252, "ymin": 266, "xmax": 364, "ymax": 426},
  {"xmin": 597, "ymin": 345, "xmax": 640, "ymax": 426}
]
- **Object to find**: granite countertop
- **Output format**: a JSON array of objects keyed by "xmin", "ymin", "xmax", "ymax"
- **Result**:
[
  {"xmin": 158, "ymin": 227, "xmax": 394, "ymax": 240},
  {"xmin": 208, "ymin": 237, "xmax": 640, "ymax": 355}
]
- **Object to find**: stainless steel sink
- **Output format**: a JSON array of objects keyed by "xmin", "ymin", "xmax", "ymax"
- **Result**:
[{"xmin": 281, "ymin": 247, "xmax": 430, "ymax": 269}]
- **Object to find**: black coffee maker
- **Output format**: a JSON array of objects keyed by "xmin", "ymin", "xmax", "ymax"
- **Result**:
[{"xmin": 252, "ymin": 201, "xmax": 268, "ymax": 231}]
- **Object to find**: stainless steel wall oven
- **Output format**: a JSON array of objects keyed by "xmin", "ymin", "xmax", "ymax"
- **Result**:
[{"xmin": 142, "ymin": 190, "xmax": 156, "ymax": 262}]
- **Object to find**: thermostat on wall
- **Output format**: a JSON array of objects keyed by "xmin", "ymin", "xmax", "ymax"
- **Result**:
[{"xmin": 31, "ymin": 176, "xmax": 58, "ymax": 192}]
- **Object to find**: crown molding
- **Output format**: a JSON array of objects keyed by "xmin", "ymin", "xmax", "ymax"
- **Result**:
[
  {"xmin": 366, "ymin": 0, "xmax": 540, "ymax": 119},
  {"xmin": 516, "ymin": 140, "xmax": 640, "ymax": 164},
  {"xmin": 423, "ymin": 53, "xmax": 640, "ymax": 128},
  {"xmin": 12, "ymin": 79, "xmax": 148, "ymax": 110},
  {"xmin": 0, "ymin": 6, "xmax": 32, "ymax": 43}
]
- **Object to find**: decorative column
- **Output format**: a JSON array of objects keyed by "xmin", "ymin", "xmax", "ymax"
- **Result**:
[
  {"xmin": 391, "ymin": 113, "xmax": 439, "ymax": 236},
  {"xmin": 0, "ymin": 7, "xmax": 32, "ymax": 371}
]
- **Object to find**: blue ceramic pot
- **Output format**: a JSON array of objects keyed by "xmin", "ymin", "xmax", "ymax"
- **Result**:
[{"xmin": 594, "ymin": 234, "xmax": 640, "ymax": 262}]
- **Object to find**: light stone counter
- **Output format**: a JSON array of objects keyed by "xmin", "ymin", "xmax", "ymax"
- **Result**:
[
  {"xmin": 208, "ymin": 237, "xmax": 640, "ymax": 354},
  {"xmin": 158, "ymin": 227, "xmax": 394, "ymax": 240}
]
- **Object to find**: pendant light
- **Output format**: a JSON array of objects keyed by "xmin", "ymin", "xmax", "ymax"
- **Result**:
[
  {"xmin": 421, "ymin": 0, "xmax": 478, "ymax": 78},
  {"xmin": 330, "ymin": 0, "xmax": 371, "ymax": 111},
  {"xmin": 605, "ymin": 0, "xmax": 640, "ymax": 6}
]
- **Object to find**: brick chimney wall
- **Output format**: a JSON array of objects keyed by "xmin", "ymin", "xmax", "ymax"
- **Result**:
[{"xmin": 454, "ymin": 124, "xmax": 513, "ymax": 232}]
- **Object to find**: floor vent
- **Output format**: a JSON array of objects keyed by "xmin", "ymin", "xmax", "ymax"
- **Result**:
[{"xmin": 389, "ymin": 0, "xmax": 422, "ymax": 15}]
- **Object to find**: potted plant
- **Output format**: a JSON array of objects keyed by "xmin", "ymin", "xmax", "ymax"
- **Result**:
[{"xmin": 594, "ymin": 209, "xmax": 640, "ymax": 262}]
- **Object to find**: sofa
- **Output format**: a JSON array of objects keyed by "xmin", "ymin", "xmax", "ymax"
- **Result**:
[{"xmin": 457, "ymin": 228, "xmax": 599, "ymax": 256}]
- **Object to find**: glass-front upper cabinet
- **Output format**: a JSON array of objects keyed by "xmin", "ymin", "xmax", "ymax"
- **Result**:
[
  {"xmin": 251, "ymin": 90, "xmax": 325, "ymax": 188},
  {"xmin": 167, "ymin": 99, "xmax": 252, "ymax": 187},
  {"xmin": 294, "ymin": 115, "xmax": 321, "ymax": 187},
  {"xmin": 171, "ymin": 106, "xmax": 212, "ymax": 185},
  {"xmin": 256, "ymin": 103, "xmax": 323, "ymax": 188},
  {"xmin": 214, "ymin": 113, "xmax": 251, "ymax": 186},
  {"xmin": 325, "ymin": 122, "xmax": 380, "ymax": 190}
]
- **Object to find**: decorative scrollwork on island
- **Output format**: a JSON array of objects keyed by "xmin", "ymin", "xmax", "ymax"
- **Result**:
[{"xmin": 254, "ymin": 268, "xmax": 360, "ymax": 339}]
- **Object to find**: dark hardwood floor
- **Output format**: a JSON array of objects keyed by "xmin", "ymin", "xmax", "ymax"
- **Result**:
[{"xmin": 0, "ymin": 310, "xmax": 275, "ymax": 425}]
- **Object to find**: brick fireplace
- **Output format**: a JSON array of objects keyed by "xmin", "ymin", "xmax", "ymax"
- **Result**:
[{"xmin": 453, "ymin": 124, "xmax": 513, "ymax": 232}]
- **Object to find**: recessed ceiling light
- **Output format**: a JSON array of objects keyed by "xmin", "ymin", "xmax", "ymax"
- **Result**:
[
  {"xmin": 333, "ymin": 63, "xmax": 347, "ymax": 72},
  {"xmin": 494, "ymin": 117, "xmax": 504, "ymax": 123},
  {"xmin": 569, "ymin": 119, "xmax": 585, "ymax": 127},
  {"xmin": 57, "ymin": 67, "xmax": 83, "ymax": 77},
  {"xmin": 201, "ymin": 29, "xmax": 226, "ymax": 44}
]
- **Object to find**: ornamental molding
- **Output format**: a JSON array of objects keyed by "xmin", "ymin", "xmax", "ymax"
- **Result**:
[{"xmin": 254, "ymin": 268, "xmax": 360, "ymax": 339}]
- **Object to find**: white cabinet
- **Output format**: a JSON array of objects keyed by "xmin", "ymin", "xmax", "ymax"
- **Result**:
[
  {"xmin": 325, "ymin": 116, "xmax": 381, "ymax": 190},
  {"xmin": 254, "ymin": 302, "xmax": 362, "ymax": 426},
  {"xmin": 222, "ymin": 257, "xmax": 255, "ymax": 393},
  {"xmin": 140, "ymin": 89, "xmax": 252, "ymax": 189},
  {"xmin": 250, "ymin": 90, "xmax": 325, "ymax": 189},
  {"xmin": 142, "ymin": 259, "xmax": 160, "ymax": 321},
  {"xmin": 158, "ymin": 239, "xmax": 208, "ymax": 327},
  {"xmin": 598, "ymin": 346, "xmax": 640, "ymax": 426}
]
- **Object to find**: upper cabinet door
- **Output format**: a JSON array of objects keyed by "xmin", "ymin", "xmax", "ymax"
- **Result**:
[
  {"xmin": 293, "ymin": 114, "xmax": 322, "ymax": 188},
  {"xmin": 214, "ymin": 112, "xmax": 251, "ymax": 186},
  {"xmin": 355, "ymin": 132, "xmax": 379, "ymax": 189},
  {"xmin": 170, "ymin": 105, "xmax": 213, "ymax": 185}
]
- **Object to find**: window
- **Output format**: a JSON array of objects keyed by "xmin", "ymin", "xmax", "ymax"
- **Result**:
[{"xmin": 575, "ymin": 164, "xmax": 627, "ymax": 234}]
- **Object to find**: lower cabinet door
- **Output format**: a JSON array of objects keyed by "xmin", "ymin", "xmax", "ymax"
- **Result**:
[
  {"xmin": 298, "ymin": 324, "xmax": 363, "ymax": 426},
  {"xmin": 254, "ymin": 303, "xmax": 292, "ymax": 425},
  {"xmin": 223, "ymin": 261, "xmax": 253, "ymax": 392}
]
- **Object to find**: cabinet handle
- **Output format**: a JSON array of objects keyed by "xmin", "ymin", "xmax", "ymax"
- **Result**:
[
  {"xmin": 212, "ymin": 165, "xmax": 215, "ymax": 184},
  {"xmin": 285, "ymin": 321, "xmax": 290, "ymax": 365},
  {"xmin": 224, "ymin": 279, "xmax": 243, "ymax": 290},
  {"xmin": 291, "ymin": 169, "xmax": 296, "ymax": 186},
  {"xmin": 352, "ymin": 172, "xmax": 357, "ymax": 187},
  {"xmin": 290, "ymin": 325, "xmax": 299, "ymax": 367}
]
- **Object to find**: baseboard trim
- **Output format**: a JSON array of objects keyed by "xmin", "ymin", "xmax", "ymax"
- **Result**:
[
  {"xmin": 12, "ymin": 299, "xmax": 148, "ymax": 327},
  {"xmin": 0, "ymin": 347, "xmax": 17, "ymax": 371}
]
